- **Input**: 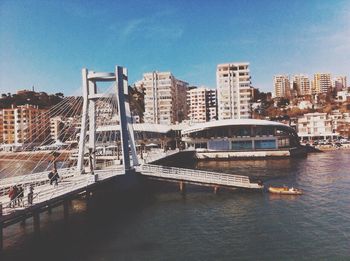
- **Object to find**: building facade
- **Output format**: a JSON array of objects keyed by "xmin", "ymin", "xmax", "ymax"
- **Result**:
[
  {"xmin": 181, "ymin": 119, "xmax": 302, "ymax": 159},
  {"xmin": 293, "ymin": 74, "xmax": 311, "ymax": 96},
  {"xmin": 274, "ymin": 75, "xmax": 291, "ymax": 98},
  {"xmin": 333, "ymin": 76, "xmax": 347, "ymax": 91},
  {"xmin": 217, "ymin": 62, "xmax": 252, "ymax": 120},
  {"xmin": 1, "ymin": 104, "xmax": 49, "ymax": 145},
  {"xmin": 297, "ymin": 112, "xmax": 337, "ymax": 141},
  {"xmin": 313, "ymin": 73, "xmax": 331, "ymax": 94},
  {"xmin": 142, "ymin": 71, "xmax": 189, "ymax": 125},
  {"xmin": 187, "ymin": 87, "xmax": 217, "ymax": 123}
]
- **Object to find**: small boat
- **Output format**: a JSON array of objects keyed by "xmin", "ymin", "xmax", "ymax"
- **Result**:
[{"xmin": 268, "ymin": 186, "xmax": 302, "ymax": 195}]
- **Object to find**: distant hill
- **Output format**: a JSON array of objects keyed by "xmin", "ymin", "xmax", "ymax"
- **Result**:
[{"xmin": 0, "ymin": 90, "xmax": 64, "ymax": 109}]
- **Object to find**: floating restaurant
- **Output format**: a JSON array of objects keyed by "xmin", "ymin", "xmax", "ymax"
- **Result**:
[{"xmin": 181, "ymin": 119, "xmax": 304, "ymax": 159}]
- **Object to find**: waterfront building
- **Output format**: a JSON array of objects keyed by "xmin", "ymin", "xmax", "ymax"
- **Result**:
[
  {"xmin": 187, "ymin": 87, "xmax": 217, "ymax": 123},
  {"xmin": 293, "ymin": 74, "xmax": 311, "ymax": 96},
  {"xmin": 1, "ymin": 104, "xmax": 49, "ymax": 146},
  {"xmin": 181, "ymin": 119, "xmax": 302, "ymax": 159},
  {"xmin": 216, "ymin": 62, "xmax": 252, "ymax": 120},
  {"xmin": 297, "ymin": 112, "xmax": 338, "ymax": 141},
  {"xmin": 333, "ymin": 76, "xmax": 347, "ymax": 91},
  {"xmin": 336, "ymin": 113, "xmax": 350, "ymax": 139},
  {"xmin": 142, "ymin": 71, "xmax": 189, "ymax": 125},
  {"xmin": 313, "ymin": 73, "xmax": 331, "ymax": 94},
  {"xmin": 273, "ymin": 75, "xmax": 291, "ymax": 99}
]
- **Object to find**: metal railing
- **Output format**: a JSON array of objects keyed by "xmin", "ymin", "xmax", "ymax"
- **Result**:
[
  {"xmin": 140, "ymin": 164, "xmax": 263, "ymax": 189},
  {"xmin": 0, "ymin": 167, "xmax": 77, "ymax": 196},
  {"xmin": 0, "ymin": 166, "xmax": 126, "ymax": 216}
]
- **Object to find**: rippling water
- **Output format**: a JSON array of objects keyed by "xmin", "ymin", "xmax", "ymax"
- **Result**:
[{"xmin": 1, "ymin": 150, "xmax": 350, "ymax": 260}]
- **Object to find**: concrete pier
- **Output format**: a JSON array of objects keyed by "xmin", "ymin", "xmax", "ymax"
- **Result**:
[
  {"xmin": 0, "ymin": 203, "xmax": 3, "ymax": 251},
  {"xmin": 33, "ymin": 211, "xmax": 40, "ymax": 236},
  {"xmin": 63, "ymin": 200, "xmax": 69, "ymax": 222}
]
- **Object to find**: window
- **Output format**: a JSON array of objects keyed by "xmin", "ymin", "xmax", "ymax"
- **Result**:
[
  {"xmin": 255, "ymin": 140, "xmax": 276, "ymax": 149},
  {"xmin": 232, "ymin": 140, "xmax": 253, "ymax": 150}
]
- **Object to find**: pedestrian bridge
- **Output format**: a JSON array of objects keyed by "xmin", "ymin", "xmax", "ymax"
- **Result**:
[{"xmin": 1, "ymin": 162, "xmax": 263, "ymax": 216}]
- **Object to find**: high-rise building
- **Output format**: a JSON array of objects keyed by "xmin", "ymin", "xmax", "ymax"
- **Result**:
[
  {"xmin": 313, "ymin": 73, "xmax": 331, "ymax": 94},
  {"xmin": 333, "ymin": 76, "xmax": 347, "ymax": 91},
  {"xmin": 142, "ymin": 71, "xmax": 189, "ymax": 125},
  {"xmin": 187, "ymin": 87, "xmax": 217, "ymax": 123},
  {"xmin": 216, "ymin": 62, "xmax": 252, "ymax": 120},
  {"xmin": 293, "ymin": 74, "xmax": 311, "ymax": 96},
  {"xmin": 273, "ymin": 75, "xmax": 291, "ymax": 98},
  {"xmin": 1, "ymin": 104, "xmax": 49, "ymax": 145}
]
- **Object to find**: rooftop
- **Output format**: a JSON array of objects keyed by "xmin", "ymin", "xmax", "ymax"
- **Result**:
[{"xmin": 182, "ymin": 119, "xmax": 289, "ymax": 135}]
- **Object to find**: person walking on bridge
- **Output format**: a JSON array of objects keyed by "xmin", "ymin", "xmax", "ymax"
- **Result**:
[
  {"xmin": 27, "ymin": 185, "xmax": 34, "ymax": 205},
  {"xmin": 8, "ymin": 186, "xmax": 16, "ymax": 207}
]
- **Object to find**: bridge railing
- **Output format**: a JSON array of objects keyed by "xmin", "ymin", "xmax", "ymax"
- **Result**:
[
  {"xmin": 0, "ymin": 167, "xmax": 77, "ymax": 196},
  {"xmin": 140, "ymin": 164, "xmax": 262, "ymax": 189}
]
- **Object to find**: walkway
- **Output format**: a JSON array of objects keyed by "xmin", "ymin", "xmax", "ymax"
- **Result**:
[{"xmin": 138, "ymin": 164, "xmax": 263, "ymax": 189}]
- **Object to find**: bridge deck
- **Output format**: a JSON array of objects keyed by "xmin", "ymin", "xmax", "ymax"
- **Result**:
[
  {"xmin": 0, "ymin": 166, "xmax": 125, "ymax": 220},
  {"xmin": 138, "ymin": 164, "xmax": 263, "ymax": 189},
  {"xmin": 1, "ymin": 162, "xmax": 262, "ymax": 223}
]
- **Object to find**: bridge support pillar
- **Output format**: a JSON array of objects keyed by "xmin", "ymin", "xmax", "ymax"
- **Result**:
[
  {"xmin": 179, "ymin": 181, "xmax": 186, "ymax": 193},
  {"xmin": 214, "ymin": 186, "xmax": 220, "ymax": 194},
  {"xmin": 63, "ymin": 200, "xmax": 69, "ymax": 222},
  {"xmin": 0, "ymin": 222, "xmax": 2, "ymax": 251},
  {"xmin": 0, "ymin": 203, "xmax": 3, "ymax": 251},
  {"xmin": 33, "ymin": 211, "xmax": 40, "ymax": 236},
  {"xmin": 86, "ymin": 190, "xmax": 93, "ymax": 212}
]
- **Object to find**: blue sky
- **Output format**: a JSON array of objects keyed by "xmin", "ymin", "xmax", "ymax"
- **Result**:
[{"xmin": 1, "ymin": 0, "xmax": 349, "ymax": 95}]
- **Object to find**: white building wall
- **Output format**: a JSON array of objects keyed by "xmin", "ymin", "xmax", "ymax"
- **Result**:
[
  {"xmin": 142, "ymin": 71, "xmax": 188, "ymax": 125},
  {"xmin": 217, "ymin": 62, "xmax": 252, "ymax": 120}
]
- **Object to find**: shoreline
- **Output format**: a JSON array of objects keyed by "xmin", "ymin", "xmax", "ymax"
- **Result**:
[{"xmin": 0, "ymin": 150, "xmax": 72, "ymax": 161}]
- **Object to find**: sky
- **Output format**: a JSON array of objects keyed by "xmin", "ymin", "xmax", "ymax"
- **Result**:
[{"xmin": 0, "ymin": 0, "xmax": 349, "ymax": 95}]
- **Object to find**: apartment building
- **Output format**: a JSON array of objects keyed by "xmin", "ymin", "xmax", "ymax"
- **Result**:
[
  {"xmin": 333, "ymin": 76, "xmax": 347, "ymax": 91},
  {"xmin": 273, "ymin": 75, "xmax": 291, "ymax": 99},
  {"xmin": 1, "ymin": 104, "xmax": 49, "ymax": 145},
  {"xmin": 216, "ymin": 62, "xmax": 252, "ymax": 120},
  {"xmin": 187, "ymin": 87, "xmax": 217, "ymax": 123},
  {"xmin": 313, "ymin": 73, "xmax": 331, "ymax": 94},
  {"xmin": 142, "ymin": 71, "xmax": 189, "ymax": 125},
  {"xmin": 293, "ymin": 74, "xmax": 311, "ymax": 96},
  {"xmin": 297, "ymin": 112, "xmax": 337, "ymax": 141}
]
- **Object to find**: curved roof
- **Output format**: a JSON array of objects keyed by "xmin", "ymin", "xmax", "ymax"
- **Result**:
[
  {"xmin": 97, "ymin": 123, "xmax": 172, "ymax": 134},
  {"xmin": 182, "ymin": 119, "xmax": 290, "ymax": 135}
]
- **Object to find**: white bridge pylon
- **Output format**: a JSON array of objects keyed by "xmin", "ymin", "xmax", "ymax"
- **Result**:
[{"xmin": 77, "ymin": 66, "xmax": 139, "ymax": 174}]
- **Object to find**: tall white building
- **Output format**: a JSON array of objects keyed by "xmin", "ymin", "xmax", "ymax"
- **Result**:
[
  {"xmin": 293, "ymin": 74, "xmax": 311, "ymax": 96},
  {"xmin": 216, "ymin": 62, "xmax": 252, "ymax": 120},
  {"xmin": 313, "ymin": 73, "xmax": 331, "ymax": 94},
  {"xmin": 273, "ymin": 75, "xmax": 291, "ymax": 98},
  {"xmin": 142, "ymin": 71, "xmax": 188, "ymax": 125},
  {"xmin": 187, "ymin": 87, "xmax": 217, "ymax": 123}
]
